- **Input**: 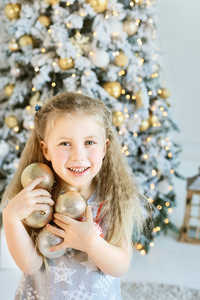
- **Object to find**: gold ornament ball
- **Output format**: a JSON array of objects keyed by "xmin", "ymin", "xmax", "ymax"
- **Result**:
[
  {"xmin": 55, "ymin": 191, "xmax": 87, "ymax": 221},
  {"xmin": 5, "ymin": 115, "xmax": 18, "ymax": 128},
  {"xmin": 18, "ymin": 35, "xmax": 33, "ymax": 47},
  {"xmin": 133, "ymin": 0, "xmax": 144, "ymax": 5},
  {"xmin": 87, "ymin": 0, "xmax": 108, "ymax": 13},
  {"xmin": 4, "ymin": 84, "xmax": 15, "ymax": 97},
  {"xmin": 29, "ymin": 91, "xmax": 40, "ymax": 107},
  {"xmin": 123, "ymin": 20, "xmax": 138, "ymax": 36},
  {"xmin": 139, "ymin": 119, "xmax": 150, "ymax": 132},
  {"xmin": 115, "ymin": 52, "xmax": 128, "ymax": 67},
  {"xmin": 4, "ymin": 3, "xmax": 21, "ymax": 20},
  {"xmin": 21, "ymin": 163, "xmax": 54, "ymax": 191},
  {"xmin": 159, "ymin": 88, "xmax": 171, "ymax": 99},
  {"xmin": 37, "ymin": 227, "xmax": 66, "ymax": 259},
  {"xmin": 9, "ymin": 39, "xmax": 19, "ymax": 52},
  {"xmin": 103, "ymin": 81, "xmax": 122, "ymax": 98},
  {"xmin": 38, "ymin": 15, "xmax": 51, "ymax": 27},
  {"xmin": 23, "ymin": 205, "xmax": 53, "ymax": 228},
  {"xmin": 135, "ymin": 90, "xmax": 143, "ymax": 109},
  {"xmin": 112, "ymin": 111, "xmax": 125, "ymax": 127},
  {"xmin": 58, "ymin": 57, "xmax": 74, "ymax": 70},
  {"xmin": 149, "ymin": 114, "xmax": 159, "ymax": 125},
  {"xmin": 43, "ymin": 0, "xmax": 61, "ymax": 5}
]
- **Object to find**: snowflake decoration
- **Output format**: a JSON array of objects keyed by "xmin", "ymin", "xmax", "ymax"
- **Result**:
[{"xmin": 69, "ymin": 31, "xmax": 90, "ymax": 55}]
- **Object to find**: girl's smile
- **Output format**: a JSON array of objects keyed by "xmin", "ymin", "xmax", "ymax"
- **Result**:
[{"xmin": 41, "ymin": 113, "xmax": 109, "ymax": 197}]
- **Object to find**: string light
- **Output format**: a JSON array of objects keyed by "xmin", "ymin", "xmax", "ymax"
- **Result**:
[
  {"xmin": 134, "ymin": 113, "xmax": 138, "ymax": 118},
  {"xmin": 15, "ymin": 145, "xmax": 19, "ymax": 150},
  {"xmin": 163, "ymin": 111, "xmax": 168, "ymax": 117},
  {"xmin": 41, "ymin": 48, "xmax": 46, "ymax": 53},
  {"xmin": 13, "ymin": 126, "xmax": 19, "ymax": 132},
  {"xmin": 168, "ymin": 152, "xmax": 172, "ymax": 158},
  {"xmin": 51, "ymin": 82, "xmax": 56, "ymax": 87},
  {"xmin": 168, "ymin": 208, "xmax": 173, "ymax": 213},
  {"xmin": 157, "ymin": 205, "xmax": 162, "ymax": 210},
  {"xmin": 130, "ymin": 1, "xmax": 134, "ymax": 7},
  {"xmin": 52, "ymin": 61, "xmax": 57, "ymax": 67},
  {"xmin": 93, "ymin": 32, "xmax": 97, "ymax": 37},
  {"xmin": 133, "ymin": 132, "xmax": 137, "ymax": 137},
  {"xmin": 138, "ymin": 77, "xmax": 142, "ymax": 82},
  {"xmin": 124, "ymin": 108, "xmax": 128, "ymax": 113},
  {"xmin": 150, "ymin": 183, "xmax": 155, "ymax": 189},
  {"xmin": 147, "ymin": 136, "xmax": 151, "ymax": 142},
  {"xmin": 105, "ymin": 14, "xmax": 109, "ymax": 19},
  {"xmin": 150, "ymin": 242, "xmax": 154, "ymax": 247},
  {"xmin": 32, "ymin": 87, "xmax": 36, "ymax": 92},
  {"xmin": 66, "ymin": 22, "xmax": 71, "ymax": 28},
  {"xmin": 165, "ymin": 202, "xmax": 170, "ymax": 207},
  {"xmin": 48, "ymin": 29, "xmax": 52, "ymax": 33},
  {"xmin": 170, "ymin": 169, "xmax": 174, "ymax": 174},
  {"xmin": 137, "ymin": 39, "xmax": 143, "ymax": 46},
  {"xmin": 148, "ymin": 198, "xmax": 154, "ymax": 203},
  {"xmin": 66, "ymin": 1, "xmax": 70, "ymax": 5},
  {"xmin": 112, "ymin": 11, "xmax": 118, "ymax": 16},
  {"xmin": 58, "ymin": 42, "xmax": 62, "ymax": 47},
  {"xmin": 119, "ymin": 70, "xmax": 125, "ymax": 76},
  {"xmin": 72, "ymin": 73, "xmax": 76, "ymax": 78},
  {"xmin": 143, "ymin": 154, "xmax": 149, "ymax": 160},
  {"xmin": 126, "ymin": 94, "xmax": 130, "ymax": 100},
  {"xmin": 136, "ymin": 243, "xmax": 143, "ymax": 250},
  {"xmin": 121, "ymin": 89, "xmax": 126, "ymax": 94},
  {"xmin": 125, "ymin": 113, "xmax": 129, "ymax": 118},
  {"xmin": 140, "ymin": 250, "xmax": 146, "ymax": 255},
  {"xmin": 26, "ymin": 106, "xmax": 31, "ymax": 111},
  {"xmin": 152, "ymin": 169, "xmax": 157, "ymax": 176},
  {"xmin": 148, "ymin": 91, "xmax": 153, "ymax": 96},
  {"xmin": 34, "ymin": 67, "xmax": 39, "ymax": 72},
  {"xmin": 165, "ymin": 219, "xmax": 169, "ymax": 224}
]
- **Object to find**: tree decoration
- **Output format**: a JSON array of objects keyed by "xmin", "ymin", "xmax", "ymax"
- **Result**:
[
  {"xmin": 139, "ymin": 119, "xmax": 150, "ymax": 132},
  {"xmin": 43, "ymin": 0, "xmax": 61, "ymax": 5},
  {"xmin": 4, "ymin": 3, "xmax": 21, "ymax": 20},
  {"xmin": 4, "ymin": 115, "xmax": 19, "ymax": 128},
  {"xmin": 115, "ymin": 52, "xmax": 128, "ymax": 67},
  {"xmin": 58, "ymin": 57, "xmax": 74, "ymax": 70},
  {"xmin": 4, "ymin": 84, "xmax": 15, "ymax": 97},
  {"xmin": 90, "ymin": 49, "xmax": 110, "ymax": 68},
  {"xmin": 149, "ymin": 113, "xmax": 159, "ymax": 126},
  {"xmin": 112, "ymin": 111, "xmax": 125, "ymax": 127},
  {"xmin": 18, "ymin": 35, "xmax": 34, "ymax": 47},
  {"xmin": 69, "ymin": 32, "xmax": 90, "ymax": 55},
  {"xmin": 158, "ymin": 88, "xmax": 171, "ymax": 99},
  {"xmin": 9, "ymin": 39, "xmax": 19, "ymax": 52},
  {"xmin": 87, "ymin": 0, "xmax": 108, "ymax": 13},
  {"xmin": 133, "ymin": 0, "xmax": 144, "ymax": 5},
  {"xmin": 38, "ymin": 15, "xmax": 51, "ymax": 28},
  {"xmin": 102, "ymin": 81, "xmax": 122, "ymax": 98},
  {"xmin": 123, "ymin": 20, "xmax": 138, "ymax": 36},
  {"xmin": 135, "ymin": 90, "xmax": 143, "ymax": 109}
]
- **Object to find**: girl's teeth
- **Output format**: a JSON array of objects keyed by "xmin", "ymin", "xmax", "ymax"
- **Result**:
[{"xmin": 69, "ymin": 167, "xmax": 88, "ymax": 173}]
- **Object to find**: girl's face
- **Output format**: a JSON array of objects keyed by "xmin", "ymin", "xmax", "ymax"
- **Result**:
[{"xmin": 41, "ymin": 113, "xmax": 109, "ymax": 196}]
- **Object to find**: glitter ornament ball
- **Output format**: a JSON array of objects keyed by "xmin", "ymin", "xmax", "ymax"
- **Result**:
[
  {"xmin": 139, "ymin": 119, "xmax": 150, "ymax": 132},
  {"xmin": 18, "ymin": 35, "xmax": 33, "ymax": 47},
  {"xmin": 38, "ymin": 15, "xmax": 51, "ymax": 27},
  {"xmin": 90, "ymin": 50, "xmax": 110, "ymax": 68},
  {"xmin": 55, "ymin": 191, "xmax": 87, "ymax": 221},
  {"xmin": 23, "ymin": 205, "xmax": 53, "ymax": 228},
  {"xmin": 87, "ymin": 0, "xmax": 108, "ymax": 13},
  {"xmin": 4, "ymin": 3, "xmax": 21, "ymax": 20},
  {"xmin": 43, "ymin": 0, "xmax": 61, "ymax": 5},
  {"xmin": 112, "ymin": 111, "xmax": 125, "ymax": 127},
  {"xmin": 102, "ymin": 82, "xmax": 122, "ymax": 98},
  {"xmin": 58, "ymin": 57, "xmax": 74, "ymax": 70},
  {"xmin": 115, "ymin": 52, "xmax": 128, "ymax": 67},
  {"xmin": 37, "ymin": 227, "xmax": 66, "ymax": 259},
  {"xmin": 123, "ymin": 20, "xmax": 138, "ymax": 36},
  {"xmin": 21, "ymin": 163, "xmax": 54, "ymax": 191},
  {"xmin": 5, "ymin": 115, "xmax": 18, "ymax": 128},
  {"xmin": 4, "ymin": 84, "xmax": 15, "ymax": 97},
  {"xmin": 9, "ymin": 39, "xmax": 19, "ymax": 52},
  {"xmin": 159, "ymin": 88, "xmax": 171, "ymax": 99}
]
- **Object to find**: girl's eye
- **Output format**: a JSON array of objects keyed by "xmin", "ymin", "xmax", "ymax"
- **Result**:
[
  {"xmin": 85, "ymin": 141, "xmax": 95, "ymax": 145},
  {"xmin": 60, "ymin": 142, "xmax": 70, "ymax": 146}
]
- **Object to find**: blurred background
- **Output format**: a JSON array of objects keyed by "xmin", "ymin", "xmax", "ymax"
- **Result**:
[{"xmin": 0, "ymin": 0, "xmax": 200, "ymax": 299}]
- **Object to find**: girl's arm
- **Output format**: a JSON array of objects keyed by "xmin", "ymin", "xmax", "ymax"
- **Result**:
[
  {"xmin": 3, "ymin": 177, "xmax": 54, "ymax": 275},
  {"xmin": 46, "ymin": 206, "xmax": 131, "ymax": 277}
]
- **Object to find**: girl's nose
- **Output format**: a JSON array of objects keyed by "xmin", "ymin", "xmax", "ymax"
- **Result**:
[{"xmin": 70, "ymin": 145, "xmax": 85, "ymax": 162}]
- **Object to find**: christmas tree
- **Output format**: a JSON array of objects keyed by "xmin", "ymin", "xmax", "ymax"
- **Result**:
[{"xmin": 0, "ymin": 0, "xmax": 181, "ymax": 253}]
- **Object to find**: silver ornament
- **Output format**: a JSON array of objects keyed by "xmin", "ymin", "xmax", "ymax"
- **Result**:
[{"xmin": 23, "ymin": 204, "xmax": 53, "ymax": 228}]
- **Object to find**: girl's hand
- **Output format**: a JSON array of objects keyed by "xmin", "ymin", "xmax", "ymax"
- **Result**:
[
  {"xmin": 4, "ymin": 177, "xmax": 54, "ymax": 221},
  {"xmin": 46, "ymin": 205, "xmax": 99, "ymax": 252}
]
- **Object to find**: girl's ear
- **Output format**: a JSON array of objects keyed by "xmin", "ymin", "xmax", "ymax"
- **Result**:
[
  {"xmin": 103, "ymin": 138, "xmax": 109, "ymax": 158},
  {"xmin": 40, "ymin": 141, "xmax": 51, "ymax": 161}
]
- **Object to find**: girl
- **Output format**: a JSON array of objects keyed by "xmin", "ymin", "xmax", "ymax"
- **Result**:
[{"xmin": 2, "ymin": 92, "xmax": 143, "ymax": 300}]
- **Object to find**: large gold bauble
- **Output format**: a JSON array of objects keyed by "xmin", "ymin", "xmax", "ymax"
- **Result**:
[
  {"xmin": 5, "ymin": 115, "xmax": 18, "ymax": 128},
  {"xmin": 159, "ymin": 88, "xmax": 171, "ymax": 99},
  {"xmin": 9, "ymin": 39, "xmax": 19, "ymax": 52},
  {"xmin": 37, "ymin": 227, "xmax": 66, "ymax": 259},
  {"xmin": 4, "ymin": 84, "xmax": 15, "ymax": 97},
  {"xmin": 123, "ymin": 20, "xmax": 138, "ymax": 36},
  {"xmin": 112, "ymin": 111, "xmax": 125, "ymax": 127},
  {"xmin": 18, "ymin": 35, "xmax": 33, "ymax": 47},
  {"xmin": 44, "ymin": 0, "xmax": 61, "ymax": 5},
  {"xmin": 139, "ymin": 119, "xmax": 150, "ymax": 132},
  {"xmin": 102, "ymin": 81, "xmax": 122, "ymax": 98},
  {"xmin": 21, "ymin": 163, "xmax": 54, "ymax": 191},
  {"xmin": 4, "ymin": 3, "xmax": 21, "ymax": 20},
  {"xmin": 23, "ymin": 205, "xmax": 53, "ymax": 228},
  {"xmin": 115, "ymin": 52, "xmax": 128, "ymax": 67},
  {"xmin": 87, "ymin": 0, "xmax": 108, "ymax": 13},
  {"xmin": 38, "ymin": 15, "xmax": 51, "ymax": 27},
  {"xmin": 58, "ymin": 57, "xmax": 74, "ymax": 70},
  {"xmin": 55, "ymin": 191, "xmax": 87, "ymax": 221}
]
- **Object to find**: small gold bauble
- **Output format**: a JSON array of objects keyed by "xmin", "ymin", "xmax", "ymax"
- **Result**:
[
  {"xmin": 123, "ymin": 20, "xmax": 138, "ymax": 36},
  {"xmin": 159, "ymin": 88, "xmax": 171, "ymax": 99},
  {"xmin": 58, "ymin": 57, "xmax": 74, "ymax": 70},
  {"xmin": 43, "ymin": 0, "xmax": 61, "ymax": 5},
  {"xmin": 18, "ymin": 35, "xmax": 33, "ymax": 47},
  {"xmin": 55, "ymin": 191, "xmax": 87, "ymax": 221},
  {"xmin": 115, "ymin": 52, "xmax": 128, "ymax": 67},
  {"xmin": 4, "ymin": 84, "xmax": 15, "ymax": 97},
  {"xmin": 139, "ymin": 119, "xmax": 150, "ymax": 132},
  {"xmin": 103, "ymin": 81, "xmax": 122, "ymax": 98},
  {"xmin": 23, "ymin": 205, "xmax": 53, "ymax": 228},
  {"xmin": 133, "ymin": 0, "xmax": 144, "ymax": 5},
  {"xmin": 21, "ymin": 163, "xmax": 54, "ymax": 191},
  {"xmin": 38, "ymin": 15, "xmax": 51, "ymax": 27},
  {"xmin": 87, "ymin": 0, "xmax": 108, "ymax": 13},
  {"xmin": 135, "ymin": 90, "xmax": 143, "ymax": 109},
  {"xmin": 5, "ymin": 115, "xmax": 18, "ymax": 128},
  {"xmin": 9, "ymin": 39, "xmax": 19, "ymax": 52},
  {"xmin": 4, "ymin": 3, "xmax": 21, "ymax": 20},
  {"xmin": 29, "ymin": 91, "xmax": 41, "ymax": 107},
  {"xmin": 112, "ymin": 111, "xmax": 125, "ymax": 127},
  {"xmin": 149, "ymin": 114, "xmax": 159, "ymax": 125}
]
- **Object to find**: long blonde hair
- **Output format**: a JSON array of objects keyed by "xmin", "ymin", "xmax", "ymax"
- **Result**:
[{"xmin": 2, "ymin": 92, "xmax": 143, "ymax": 252}]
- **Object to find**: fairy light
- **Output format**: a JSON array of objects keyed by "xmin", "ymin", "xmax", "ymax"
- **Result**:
[
  {"xmin": 148, "ymin": 198, "xmax": 154, "ymax": 203},
  {"xmin": 48, "ymin": 29, "xmax": 52, "ymax": 33},
  {"xmin": 15, "ymin": 145, "xmax": 19, "ymax": 150},
  {"xmin": 138, "ymin": 77, "xmax": 142, "ymax": 82},
  {"xmin": 13, "ymin": 126, "xmax": 19, "ymax": 132},
  {"xmin": 77, "ymin": 90, "xmax": 82, "ymax": 94},
  {"xmin": 52, "ymin": 61, "xmax": 57, "ymax": 67},
  {"xmin": 136, "ymin": 243, "xmax": 143, "ymax": 250},
  {"xmin": 118, "ymin": 130, "xmax": 123, "ymax": 135},
  {"xmin": 124, "ymin": 108, "xmax": 128, "ymax": 113},
  {"xmin": 113, "ymin": 11, "xmax": 118, "ymax": 16},
  {"xmin": 169, "ymin": 185, "xmax": 173, "ymax": 191},
  {"xmin": 55, "ymin": 9, "xmax": 59, "ymax": 14},
  {"xmin": 58, "ymin": 42, "xmax": 62, "ymax": 47},
  {"xmin": 153, "ymin": 228, "xmax": 157, "ymax": 232},
  {"xmin": 72, "ymin": 73, "xmax": 76, "ymax": 78},
  {"xmin": 170, "ymin": 169, "xmax": 174, "ymax": 174},
  {"xmin": 137, "ymin": 39, "xmax": 143, "ymax": 46},
  {"xmin": 165, "ymin": 137, "xmax": 170, "ymax": 141},
  {"xmin": 147, "ymin": 136, "xmax": 151, "ymax": 142},
  {"xmin": 153, "ymin": 54, "xmax": 158, "ymax": 61},
  {"xmin": 112, "ymin": 51, "xmax": 119, "ymax": 56},
  {"xmin": 160, "ymin": 107, "xmax": 164, "ymax": 111},
  {"xmin": 165, "ymin": 202, "xmax": 170, "ymax": 207},
  {"xmin": 165, "ymin": 146, "xmax": 170, "ymax": 151},
  {"xmin": 132, "ymin": 95, "xmax": 136, "ymax": 100},
  {"xmin": 121, "ymin": 89, "xmax": 126, "ymax": 95},
  {"xmin": 148, "ymin": 91, "xmax": 153, "ymax": 96},
  {"xmin": 34, "ymin": 67, "xmax": 39, "ymax": 72},
  {"xmin": 126, "ymin": 94, "xmax": 130, "ymax": 100},
  {"xmin": 168, "ymin": 152, "xmax": 172, "ymax": 158},
  {"xmin": 140, "ymin": 250, "xmax": 146, "ymax": 255},
  {"xmin": 76, "ymin": 53, "xmax": 80, "ymax": 57},
  {"xmin": 66, "ymin": 22, "xmax": 71, "ymax": 28},
  {"xmin": 157, "ymin": 89, "xmax": 162, "ymax": 94},
  {"xmin": 125, "ymin": 151, "xmax": 129, "ymax": 156},
  {"xmin": 93, "ymin": 32, "xmax": 97, "ymax": 37},
  {"xmin": 14, "ymin": 163, "xmax": 19, "ymax": 168},
  {"xmin": 130, "ymin": 1, "xmax": 134, "ymax": 6},
  {"xmin": 165, "ymin": 219, "xmax": 169, "ymax": 224},
  {"xmin": 89, "ymin": 51, "xmax": 94, "ymax": 56},
  {"xmin": 150, "ymin": 242, "xmax": 154, "ymax": 247},
  {"xmin": 139, "ymin": 58, "xmax": 144, "ymax": 66},
  {"xmin": 133, "ymin": 132, "xmax": 137, "ymax": 137},
  {"xmin": 149, "ymin": 18, "xmax": 153, "ymax": 24},
  {"xmin": 32, "ymin": 87, "xmax": 36, "ymax": 92},
  {"xmin": 119, "ymin": 70, "xmax": 125, "ymax": 76},
  {"xmin": 152, "ymin": 169, "xmax": 157, "ymax": 176},
  {"xmin": 143, "ymin": 154, "xmax": 149, "ymax": 160},
  {"xmin": 105, "ymin": 14, "xmax": 109, "ymax": 19},
  {"xmin": 51, "ymin": 82, "xmax": 56, "ymax": 87},
  {"xmin": 158, "ymin": 123, "xmax": 162, "ymax": 127},
  {"xmin": 168, "ymin": 208, "xmax": 173, "ymax": 213},
  {"xmin": 156, "ymin": 226, "xmax": 161, "ymax": 232},
  {"xmin": 163, "ymin": 111, "xmax": 168, "ymax": 117},
  {"xmin": 66, "ymin": 1, "xmax": 71, "ymax": 5},
  {"xmin": 41, "ymin": 48, "xmax": 46, "ymax": 53},
  {"xmin": 125, "ymin": 113, "xmax": 129, "ymax": 118},
  {"xmin": 157, "ymin": 205, "xmax": 162, "ymax": 210},
  {"xmin": 150, "ymin": 183, "xmax": 155, "ymax": 190},
  {"xmin": 167, "ymin": 142, "xmax": 172, "ymax": 146},
  {"xmin": 26, "ymin": 106, "xmax": 31, "ymax": 111},
  {"xmin": 30, "ymin": 123, "xmax": 34, "ymax": 129}
]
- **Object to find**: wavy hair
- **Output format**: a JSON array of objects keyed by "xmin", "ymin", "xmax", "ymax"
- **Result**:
[{"xmin": 2, "ymin": 92, "xmax": 143, "ymax": 253}]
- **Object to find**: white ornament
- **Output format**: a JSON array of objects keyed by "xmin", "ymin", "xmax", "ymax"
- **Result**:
[
  {"xmin": 0, "ymin": 140, "xmax": 10, "ymax": 157},
  {"xmin": 108, "ymin": 19, "xmax": 123, "ymax": 35},
  {"xmin": 157, "ymin": 179, "xmax": 170, "ymax": 195},
  {"xmin": 90, "ymin": 49, "xmax": 110, "ymax": 68}
]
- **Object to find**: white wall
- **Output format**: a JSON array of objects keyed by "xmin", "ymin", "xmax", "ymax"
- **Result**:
[{"xmin": 157, "ymin": 0, "xmax": 200, "ymax": 162}]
